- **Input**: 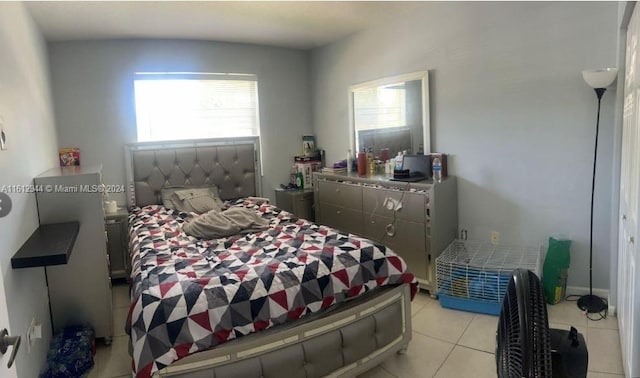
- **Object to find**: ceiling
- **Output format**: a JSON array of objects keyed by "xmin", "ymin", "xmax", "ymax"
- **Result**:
[{"xmin": 25, "ymin": 1, "xmax": 426, "ymax": 50}]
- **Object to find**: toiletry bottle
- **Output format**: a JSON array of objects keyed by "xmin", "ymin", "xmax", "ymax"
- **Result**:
[
  {"xmin": 395, "ymin": 152, "xmax": 403, "ymax": 170},
  {"xmin": 357, "ymin": 150, "xmax": 367, "ymax": 176},
  {"xmin": 296, "ymin": 170, "xmax": 304, "ymax": 189},
  {"xmin": 380, "ymin": 148, "xmax": 390, "ymax": 163},
  {"xmin": 366, "ymin": 147, "xmax": 374, "ymax": 174}
]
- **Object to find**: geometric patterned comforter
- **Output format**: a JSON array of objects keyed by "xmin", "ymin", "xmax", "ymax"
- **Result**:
[{"xmin": 126, "ymin": 198, "xmax": 417, "ymax": 377}]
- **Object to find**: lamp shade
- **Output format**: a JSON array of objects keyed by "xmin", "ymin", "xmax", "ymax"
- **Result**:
[{"xmin": 582, "ymin": 68, "xmax": 618, "ymax": 89}]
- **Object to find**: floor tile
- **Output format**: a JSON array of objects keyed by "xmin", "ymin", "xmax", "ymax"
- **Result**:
[
  {"xmin": 587, "ymin": 372, "xmax": 624, "ymax": 377},
  {"xmin": 587, "ymin": 313, "xmax": 618, "ymax": 330},
  {"xmin": 84, "ymin": 364, "xmax": 99, "ymax": 378},
  {"xmin": 586, "ymin": 328, "xmax": 624, "ymax": 375},
  {"xmin": 411, "ymin": 301, "xmax": 475, "ymax": 343},
  {"xmin": 458, "ymin": 313, "xmax": 499, "ymax": 353},
  {"xmin": 411, "ymin": 290, "xmax": 434, "ymax": 317},
  {"xmin": 112, "ymin": 284, "xmax": 131, "ymax": 309},
  {"xmin": 112, "ymin": 306, "xmax": 129, "ymax": 337},
  {"xmin": 546, "ymin": 300, "xmax": 588, "ymax": 328},
  {"xmin": 95, "ymin": 335, "xmax": 131, "ymax": 377},
  {"xmin": 381, "ymin": 332, "xmax": 454, "ymax": 378},
  {"xmin": 357, "ymin": 364, "xmax": 397, "ymax": 378},
  {"xmin": 434, "ymin": 345, "xmax": 495, "ymax": 378}
]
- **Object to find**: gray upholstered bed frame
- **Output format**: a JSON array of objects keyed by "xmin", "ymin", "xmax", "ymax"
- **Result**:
[
  {"xmin": 125, "ymin": 137, "xmax": 262, "ymax": 208},
  {"xmin": 124, "ymin": 138, "xmax": 413, "ymax": 377}
]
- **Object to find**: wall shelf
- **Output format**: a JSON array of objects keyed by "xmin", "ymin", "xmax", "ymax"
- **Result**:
[{"xmin": 11, "ymin": 222, "xmax": 79, "ymax": 269}]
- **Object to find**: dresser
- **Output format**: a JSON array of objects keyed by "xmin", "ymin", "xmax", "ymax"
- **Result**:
[
  {"xmin": 35, "ymin": 166, "xmax": 113, "ymax": 342},
  {"xmin": 313, "ymin": 172, "xmax": 458, "ymax": 294}
]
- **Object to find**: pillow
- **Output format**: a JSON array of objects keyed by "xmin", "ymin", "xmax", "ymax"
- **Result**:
[
  {"xmin": 161, "ymin": 186, "xmax": 224, "ymax": 213},
  {"xmin": 160, "ymin": 187, "xmax": 183, "ymax": 209}
]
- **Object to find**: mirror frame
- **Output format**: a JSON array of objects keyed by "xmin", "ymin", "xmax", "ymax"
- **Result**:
[{"xmin": 348, "ymin": 71, "xmax": 431, "ymax": 158}]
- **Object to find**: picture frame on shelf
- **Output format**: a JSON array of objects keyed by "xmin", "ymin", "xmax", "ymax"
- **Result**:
[{"xmin": 302, "ymin": 135, "xmax": 315, "ymax": 156}]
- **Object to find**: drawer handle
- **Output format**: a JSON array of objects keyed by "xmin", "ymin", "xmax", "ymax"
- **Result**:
[
  {"xmin": 336, "ymin": 210, "xmax": 341, "ymax": 215},
  {"xmin": 386, "ymin": 224, "xmax": 395, "ymax": 237}
]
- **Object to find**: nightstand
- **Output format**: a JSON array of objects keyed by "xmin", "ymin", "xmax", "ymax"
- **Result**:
[
  {"xmin": 105, "ymin": 207, "xmax": 129, "ymax": 281},
  {"xmin": 275, "ymin": 188, "xmax": 315, "ymax": 221}
]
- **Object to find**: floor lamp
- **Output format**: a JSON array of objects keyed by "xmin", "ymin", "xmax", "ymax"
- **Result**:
[{"xmin": 578, "ymin": 68, "xmax": 618, "ymax": 314}]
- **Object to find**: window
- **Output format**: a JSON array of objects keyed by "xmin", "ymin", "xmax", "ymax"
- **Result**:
[
  {"xmin": 353, "ymin": 81, "xmax": 407, "ymax": 131},
  {"xmin": 134, "ymin": 73, "xmax": 260, "ymax": 142}
]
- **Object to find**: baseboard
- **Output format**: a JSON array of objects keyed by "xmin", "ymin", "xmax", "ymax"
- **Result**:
[{"xmin": 565, "ymin": 286, "xmax": 616, "ymax": 315}]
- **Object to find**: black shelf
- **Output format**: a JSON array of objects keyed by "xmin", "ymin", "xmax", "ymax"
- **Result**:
[{"xmin": 11, "ymin": 222, "xmax": 80, "ymax": 269}]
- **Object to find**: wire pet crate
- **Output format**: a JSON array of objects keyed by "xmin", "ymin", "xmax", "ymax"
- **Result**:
[{"xmin": 436, "ymin": 240, "xmax": 541, "ymax": 315}]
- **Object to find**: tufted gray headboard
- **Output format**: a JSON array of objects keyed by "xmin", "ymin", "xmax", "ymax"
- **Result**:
[{"xmin": 125, "ymin": 138, "xmax": 260, "ymax": 208}]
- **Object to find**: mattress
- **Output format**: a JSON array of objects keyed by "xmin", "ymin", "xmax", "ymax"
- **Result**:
[{"xmin": 126, "ymin": 198, "xmax": 417, "ymax": 377}]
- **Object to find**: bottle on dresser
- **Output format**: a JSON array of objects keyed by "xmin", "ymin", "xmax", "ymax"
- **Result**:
[
  {"xmin": 394, "ymin": 152, "xmax": 403, "ymax": 170},
  {"xmin": 366, "ymin": 147, "xmax": 374, "ymax": 174},
  {"xmin": 432, "ymin": 157, "xmax": 442, "ymax": 183},
  {"xmin": 357, "ymin": 150, "xmax": 367, "ymax": 176}
]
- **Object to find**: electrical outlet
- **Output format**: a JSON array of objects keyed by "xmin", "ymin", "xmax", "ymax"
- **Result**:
[
  {"xmin": 460, "ymin": 229, "xmax": 468, "ymax": 240},
  {"xmin": 491, "ymin": 231, "xmax": 500, "ymax": 245}
]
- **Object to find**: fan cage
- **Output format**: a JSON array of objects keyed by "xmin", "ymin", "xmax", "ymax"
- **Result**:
[
  {"xmin": 436, "ymin": 240, "xmax": 541, "ymax": 314},
  {"xmin": 496, "ymin": 269, "xmax": 553, "ymax": 378}
]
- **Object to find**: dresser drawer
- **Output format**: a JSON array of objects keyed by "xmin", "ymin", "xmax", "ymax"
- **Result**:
[
  {"xmin": 316, "ymin": 180, "xmax": 363, "ymax": 210},
  {"xmin": 317, "ymin": 202, "xmax": 363, "ymax": 235},
  {"xmin": 362, "ymin": 215, "xmax": 429, "ymax": 280},
  {"xmin": 362, "ymin": 187, "xmax": 425, "ymax": 223}
]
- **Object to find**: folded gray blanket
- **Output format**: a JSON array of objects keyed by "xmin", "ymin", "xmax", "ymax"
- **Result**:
[{"xmin": 182, "ymin": 207, "xmax": 270, "ymax": 239}]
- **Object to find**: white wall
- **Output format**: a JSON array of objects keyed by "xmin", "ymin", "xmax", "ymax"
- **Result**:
[
  {"xmin": 48, "ymin": 40, "xmax": 312, "ymax": 204},
  {"xmin": 311, "ymin": 2, "xmax": 618, "ymax": 290},
  {"xmin": 0, "ymin": 3, "xmax": 58, "ymax": 376}
]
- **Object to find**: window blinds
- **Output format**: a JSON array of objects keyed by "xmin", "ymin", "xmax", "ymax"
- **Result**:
[{"xmin": 134, "ymin": 73, "xmax": 260, "ymax": 142}]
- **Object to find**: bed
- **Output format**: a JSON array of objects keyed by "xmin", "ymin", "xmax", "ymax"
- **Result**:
[{"xmin": 124, "ymin": 138, "xmax": 418, "ymax": 378}]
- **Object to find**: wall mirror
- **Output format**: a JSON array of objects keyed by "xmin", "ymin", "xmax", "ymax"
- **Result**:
[{"xmin": 349, "ymin": 71, "xmax": 430, "ymax": 160}]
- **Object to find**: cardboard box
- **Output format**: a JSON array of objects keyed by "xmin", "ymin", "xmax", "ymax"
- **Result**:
[
  {"xmin": 296, "ymin": 161, "xmax": 322, "ymax": 188},
  {"xmin": 59, "ymin": 148, "xmax": 80, "ymax": 166}
]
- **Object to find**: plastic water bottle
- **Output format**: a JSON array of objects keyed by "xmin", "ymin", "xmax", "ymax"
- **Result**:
[{"xmin": 432, "ymin": 157, "xmax": 442, "ymax": 183}]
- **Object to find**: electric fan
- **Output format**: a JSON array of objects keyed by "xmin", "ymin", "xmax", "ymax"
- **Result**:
[{"xmin": 496, "ymin": 269, "xmax": 589, "ymax": 378}]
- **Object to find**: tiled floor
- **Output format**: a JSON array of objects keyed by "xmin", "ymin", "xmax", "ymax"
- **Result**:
[
  {"xmin": 86, "ymin": 284, "xmax": 131, "ymax": 378},
  {"xmin": 89, "ymin": 284, "xmax": 625, "ymax": 377}
]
